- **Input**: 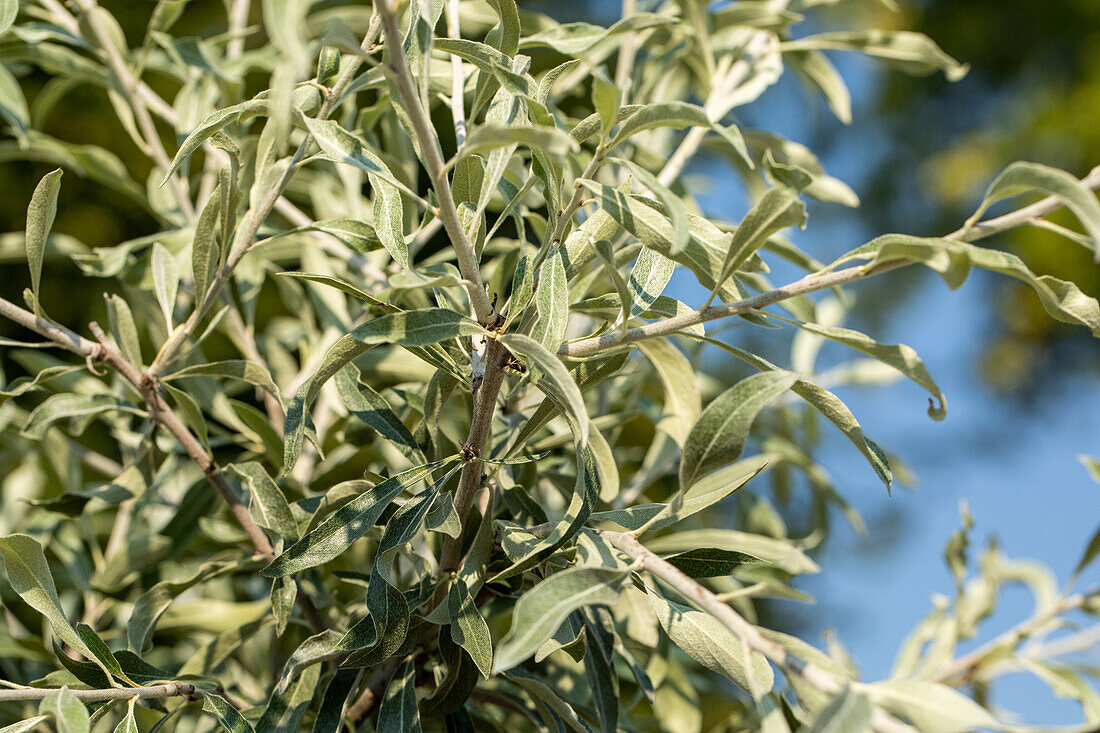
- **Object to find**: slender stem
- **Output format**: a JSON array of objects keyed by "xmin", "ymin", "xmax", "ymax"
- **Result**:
[
  {"xmin": 375, "ymin": 0, "xmax": 494, "ymax": 324},
  {"xmin": 0, "ymin": 296, "xmax": 325, "ymax": 633},
  {"xmin": 445, "ymin": 0, "xmax": 467, "ymax": 146},
  {"xmin": 226, "ymin": 0, "xmax": 251, "ymax": 61},
  {"xmin": 0, "ymin": 682, "xmax": 196, "ymax": 703},
  {"xmin": 147, "ymin": 20, "xmax": 382, "ymax": 378},
  {"xmin": 931, "ymin": 593, "xmax": 1086, "ymax": 683},
  {"xmin": 345, "ymin": 656, "xmax": 403, "ymax": 725},
  {"xmin": 547, "ymin": 145, "xmax": 607, "ymax": 248},
  {"xmin": 601, "ymin": 531, "xmax": 913, "ymax": 733},
  {"xmin": 561, "ymin": 165, "xmax": 1100, "ymax": 359},
  {"xmin": 72, "ymin": 0, "xmax": 195, "ymax": 222}
]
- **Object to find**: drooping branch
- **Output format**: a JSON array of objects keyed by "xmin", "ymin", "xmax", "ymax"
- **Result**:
[{"xmin": 559, "ymin": 165, "xmax": 1100, "ymax": 358}]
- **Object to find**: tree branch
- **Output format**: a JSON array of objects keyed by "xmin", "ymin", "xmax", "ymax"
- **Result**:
[
  {"xmin": 0, "ymin": 682, "xmax": 197, "ymax": 703},
  {"xmin": 560, "ymin": 164, "xmax": 1100, "ymax": 359},
  {"xmin": 0, "ymin": 297, "xmax": 325, "ymax": 634},
  {"xmin": 601, "ymin": 530, "xmax": 914, "ymax": 733},
  {"xmin": 375, "ymin": 0, "xmax": 494, "ymax": 324}
]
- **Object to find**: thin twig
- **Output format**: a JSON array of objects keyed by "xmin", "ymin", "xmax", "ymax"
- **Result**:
[
  {"xmin": 601, "ymin": 530, "xmax": 914, "ymax": 733},
  {"xmin": 0, "ymin": 682, "xmax": 197, "ymax": 703},
  {"xmin": 560, "ymin": 165, "xmax": 1100, "ymax": 358},
  {"xmin": 375, "ymin": 0, "xmax": 494, "ymax": 324}
]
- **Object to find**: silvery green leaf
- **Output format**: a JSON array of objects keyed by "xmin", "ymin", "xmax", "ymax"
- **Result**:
[
  {"xmin": 494, "ymin": 566, "xmax": 629, "ymax": 673},
  {"xmin": 377, "ymin": 660, "xmax": 421, "ymax": 733},
  {"xmin": 256, "ymin": 657, "xmax": 322, "ymax": 732},
  {"xmin": 348, "ymin": 308, "xmax": 485, "ymax": 347},
  {"xmin": 519, "ymin": 13, "xmax": 675, "ymax": 55},
  {"xmin": 591, "ymin": 65, "xmax": 619, "ymax": 137},
  {"xmin": 433, "ymin": 38, "xmax": 533, "ymax": 96},
  {"xmin": 783, "ymin": 30, "xmax": 969, "ymax": 81},
  {"xmin": 1, "ymin": 716, "xmax": 51, "ymax": 733},
  {"xmin": 277, "ymin": 272, "xmax": 393, "ymax": 311},
  {"xmin": 964, "ymin": 161, "xmax": 1100, "ymax": 260},
  {"xmin": 720, "ymin": 186, "xmax": 806, "ymax": 284},
  {"xmin": 165, "ymin": 360, "xmax": 282, "ymax": 402},
  {"xmin": 262, "ymin": 459, "xmax": 457, "ymax": 576},
  {"xmin": 0, "ymin": 535, "xmax": 106, "ymax": 676},
  {"xmin": 202, "ymin": 692, "xmax": 255, "ymax": 733},
  {"xmin": 287, "ymin": 218, "xmax": 380, "ymax": 253},
  {"xmin": 24, "ymin": 168, "xmax": 62, "ymax": 314},
  {"xmin": 662, "ymin": 548, "xmax": 761, "ymax": 578},
  {"xmin": 150, "ymin": 242, "xmax": 179, "ymax": 328},
  {"xmin": 499, "ymin": 333, "xmax": 589, "ymax": 446},
  {"xmin": 0, "ymin": 0, "xmax": 16, "ymax": 34},
  {"xmin": 614, "ymin": 157, "xmax": 689, "ymax": 257},
  {"xmin": 531, "ymin": 244, "xmax": 568, "ymax": 352},
  {"xmin": 680, "ymin": 370, "xmax": 797, "ymax": 490},
  {"xmin": 705, "ymin": 341, "xmax": 892, "ymax": 490},
  {"xmin": 164, "ymin": 99, "xmax": 266, "ymax": 183},
  {"xmin": 39, "ymin": 687, "xmax": 89, "ymax": 733},
  {"xmin": 609, "ymin": 102, "xmax": 751, "ymax": 167},
  {"xmin": 772, "ymin": 314, "xmax": 947, "ymax": 419},
  {"xmin": 636, "ymin": 339, "xmax": 700, "ymax": 447},
  {"xmin": 335, "ymin": 363, "xmax": 426, "ymax": 464},
  {"xmin": 191, "ymin": 182, "xmax": 222, "ymax": 305},
  {"xmin": 867, "ymin": 680, "xmax": 997, "ymax": 733},
  {"xmin": 228, "ymin": 462, "xmax": 298, "ymax": 541},
  {"xmin": 127, "ymin": 559, "xmax": 239, "ymax": 652},
  {"xmin": 449, "ymin": 576, "xmax": 493, "ymax": 678},
  {"xmin": 804, "ymin": 687, "xmax": 872, "ymax": 733},
  {"xmin": 786, "ymin": 50, "xmax": 852, "ymax": 124},
  {"xmin": 646, "ymin": 529, "xmax": 819, "ymax": 575},
  {"xmin": 311, "ymin": 669, "xmax": 361, "ymax": 733},
  {"xmin": 643, "ymin": 454, "xmax": 770, "ymax": 533},
  {"xmin": 0, "ymin": 63, "xmax": 29, "ymax": 142},
  {"xmin": 647, "ymin": 590, "xmax": 773, "ymax": 693},
  {"xmin": 503, "ymin": 670, "xmax": 590, "ymax": 733},
  {"xmin": 459, "ymin": 122, "xmax": 578, "ymax": 160},
  {"xmin": 21, "ymin": 393, "xmax": 144, "ymax": 440},
  {"xmin": 104, "ymin": 294, "xmax": 142, "ymax": 367}
]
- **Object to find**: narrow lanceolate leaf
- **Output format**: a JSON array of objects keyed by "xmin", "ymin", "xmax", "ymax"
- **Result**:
[
  {"xmin": 680, "ymin": 371, "xmax": 798, "ymax": 490},
  {"xmin": 151, "ymin": 242, "xmax": 179, "ymax": 328},
  {"xmin": 531, "ymin": 245, "xmax": 568, "ymax": 352},
  {"xmin": 836, "ymin": 234, "xmax": 1100, "ymax": 336},
  {"xmin": 192, "ymin": 183, "xmax": 223, "ymax": 305},
  {"xmin": 112, "ymin": 698, "xmax": 139, "ymax": 733},
  {"xmin": 165, "ymin": 360, "xmax": 282, "ymax": 402},
  {"xmin": 25, "ymin": 168, "xmax": 63, "ymax": 313},
  {"xmin": 164, "ymin": 99, "xmax": 267, "ymax": 183},
  {"xmin": 519, "ymin": 13, "xmax": 675, "ymax": 55},
  {"xmin": 228, "ymin": 462, "xmax": 298, "ymax": 541},
  {"xmin": 2, "ymin": 716, "xmax": 51, "ymax": 733},
  {"xmin": 662, "ymin": 548, "xmax": 761, "ymax": 578},
  {"xmin": 202, "ymin": 691, "xmax": 255, "ymax": 733},
  {"xmin": 449, "ymin": 577, "xmax": 493, "ymax": 678},
  {"xmin": 644, "ymin": 454, "xmax": 770, "ymax": 533},
  {"xmin": 262, "ymin": 459, "xmax": 457, "ymax": 576},
  {"xmin": 39, "ymin": 687, "xmax": 89, "ymax": 733},
  {"xmin": 713, "ymin": 343, "xmax": 892, "ymax": 490},
  {"xmin": 964, "ymin": 161, "xmax": 1100, "ymax": 260},
  {"xmin": 867, "ymin": 680, "xmax": 997, "ymax": 733},
  {"xmin": 0, "ymin": 63, "xmax": 29, "ymax": 142},
  {"xmin": 494, "ymin": 566, "xmax": 629, "ymax": 673},
  {"xmin": 647, "ymin": 529, "xmax": 819, "ymax": 576},
  {"xmin": 458, "ymin": 123, "xmax": 578, "ymax": 160},
  {"xmin": 609, "ymin": 102, "xmax": 751, "ymax": 167},
  {"xmin": 377, "ymin": 660, "xmax": 421, "ymax": 733},
  {"xmin": 0, "ymin": 0, "xmax": 17, "ymax": 35},
  {"xmin": 311, "ymin": 669, "xmax": 361, "ymax": 733},
  {"xmin": 500, "ymin": 333, "xmax": 589, "ymax": 446},
  {"xmin": 787, "ymin": 50, "xmax": 852, "ymax": 124},
  {"xmin": 348, "ymin": 308, "xmax": 486, "ymax": 347},
  {"xmin": 783, "ymin": 30, "xmax": 969, "ymax": 81},
  {"xmin": 290, "ymin": 218, "xmax": 380, "ymax": 253},
  {"xmin": 647, "ymin": 590, "xmax": 774, "ymax": 693},
  {"xmin": 805, "ymin": 688, "xmax": 872, "ymax": 733},
  {"xmin": 21, "ymin": 393, "xmax": 144, "ymax": 440},
  {"xmin": 0, "ymin": 536, "xmax": 105, "ymax": 677},
  {"xmin": 636, "ymin": 339, "xmax": 701, "ymax": 447},
  {"xmin": 335, "ymin": 364, "xmax": 426, "ymax": 464},
  {"xmin": 628, "ymin": 247, "xmax": 677, "ymax": 319},
  {"xmin": 720, "ymin": 185, "xmax": 806, "ymax": 283},
  {"xmin": 774, "ymin": 315, "xmax": 948, "ymax": 420}
]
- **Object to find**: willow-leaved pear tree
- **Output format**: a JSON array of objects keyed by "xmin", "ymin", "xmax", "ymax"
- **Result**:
[{"xmin": 0, "ymin": 0, "xmax": 1098, "ymax": 731}]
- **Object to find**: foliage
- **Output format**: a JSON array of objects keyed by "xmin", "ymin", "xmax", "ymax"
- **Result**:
[{"xmin": 0, "ymin": 1, "xmax": 1097, "ymax": 732}]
